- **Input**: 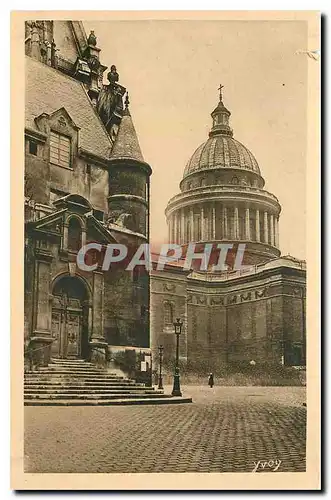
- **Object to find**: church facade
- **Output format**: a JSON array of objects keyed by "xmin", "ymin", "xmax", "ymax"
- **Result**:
[
  {"xmin": 24, "ymin": 21, "xmax": 152, "ymax": 378},
  {"xmin": 150, "ymin": 89, "xmax": 306, "ymax": 371}
]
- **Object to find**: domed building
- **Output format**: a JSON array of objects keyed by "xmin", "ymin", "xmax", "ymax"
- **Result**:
[
  {"xmin": 151, "ymin": 88, "xmax": 306, "ymax": 373},
  {"xmin": 165, "ymin": 88, "xmax": 281, "ymax": 266}
]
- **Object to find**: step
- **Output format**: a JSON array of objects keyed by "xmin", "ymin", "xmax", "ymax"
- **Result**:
[
  {"xmin": 24, "ymin": 375, "xmax": 129, "ymax": 382},
  {"xmin": 25, "ymin": 374, "xmax": 126, "ymax": 381},
  {"xmin": 26, "ymin": 367, "xmax": 123, "ymax": 375},
  {"xmin": 48, "ymin": 361, "xmax": 94, "ymax": 370},
  {"xmin": 50, "ymin": 359, "xmax": 93, "ymax": 364},
  {"xmin": 40, "ymin": 363, "xmax": 106, "ymax": 369},
  {"xmin": 24, "ymin": 379, "xmax": 132, "ymax": 386},
  {"xmin": 35, "ymin": 367, "xmax": 110, "ymax": 374},
  {"xmin": 24, "ymin": 387, "xmax": 157, "ymax": 395},
  {"xmin": 24, "ymin": 391, "xmax": 165, "ymax": 400},
  {"xmin": 24, "ymin": 396, "xmax": 193, "ymax": 406},
  {"xmin": 24, "ymin": 382, "xmax": 144, "ymax": 388}
]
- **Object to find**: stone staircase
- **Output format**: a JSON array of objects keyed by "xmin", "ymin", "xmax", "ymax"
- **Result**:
[{"xmin": 24, "ymin": 358, "xmax": 192, "ymax": 406}]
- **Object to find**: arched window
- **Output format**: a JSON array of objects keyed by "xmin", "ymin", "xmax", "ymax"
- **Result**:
[
  {"xmin": 231, "ymin": 176, "xmax": 239, "ymax": 185},
  {"xmin": 200, "ymin": 178, "xmax": 207, "ymax": 187},
  {"xmin": 164, "ymin": 302, "xmax": 174, "ymax": 326},
  {"xmin": 68, "ymin": 217, "xmax": 82, "ymax": 251}
]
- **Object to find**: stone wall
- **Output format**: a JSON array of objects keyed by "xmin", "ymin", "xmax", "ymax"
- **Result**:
[
  {"xmin": 150, "ymin": 269, "xmax": 188, "ymax": 365},
  {"xmin": 150, "ymin": 265, "xmax": 306, "ymax": 370}
]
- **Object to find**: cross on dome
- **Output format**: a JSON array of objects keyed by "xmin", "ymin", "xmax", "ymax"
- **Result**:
[{"xmin": 218, "ymin": 83, "xmax": 224, "ymax": 102}]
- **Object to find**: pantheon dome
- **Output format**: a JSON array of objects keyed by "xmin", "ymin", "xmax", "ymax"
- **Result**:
[
  {"xmin": 183, "ymin": 136, "xmax": 260, "ymax": 178},
  {"xmin": 165, "ymin": 87, "xmax": 281, "ymax": 266}
]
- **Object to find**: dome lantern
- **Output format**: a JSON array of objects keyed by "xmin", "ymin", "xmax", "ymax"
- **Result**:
[{"xmin": 209, "ymin": 84, "xmax": 233, "ymax": 138}]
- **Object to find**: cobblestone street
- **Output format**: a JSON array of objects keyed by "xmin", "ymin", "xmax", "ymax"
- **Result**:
[{"xmin": 24, "ymin": 386, "xmax": 306, "ymax": 473}]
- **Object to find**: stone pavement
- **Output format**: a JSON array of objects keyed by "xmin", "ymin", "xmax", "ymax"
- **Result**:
[{"xmin": 24, "ymin": 386, "xmax": 306, "ymax": 473}]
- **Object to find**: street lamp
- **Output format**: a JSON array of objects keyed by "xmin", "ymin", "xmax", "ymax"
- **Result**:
[
  {"xmin": 158, "ymin": 345, "xmax": 164, "ymax": 390},
  {"xmin": 172, "ymin": 318, "xmax": 183, "ymax": 396}
]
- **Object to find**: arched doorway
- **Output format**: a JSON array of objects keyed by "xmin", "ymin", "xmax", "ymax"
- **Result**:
[{"xmin": 51, "ymin": 275, "xmax": 90, "ymax": 359}]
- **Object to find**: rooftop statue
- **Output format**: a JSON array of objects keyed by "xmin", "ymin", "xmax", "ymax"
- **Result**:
[
  {"xmin": 107, "ymin": 65, "xmax": 119, "ymax": 87},
  {"xmin": 96, "ymin": 64, "xmax": 126, "ymax": 137}
]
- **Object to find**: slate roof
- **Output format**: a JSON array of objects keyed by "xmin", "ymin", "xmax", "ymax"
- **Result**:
[
  {"xmin": 110, "ymin": 109, "xmax": 144, "ymax": 162},
  {"xmin": 25, "ymin": 56, "xmax": 113, "ymax": 159}
]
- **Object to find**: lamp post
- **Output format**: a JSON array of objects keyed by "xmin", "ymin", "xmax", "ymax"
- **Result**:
[
  {"xmin": 172, "ymin": 318, "xmax": 183, "ymax": 396},
  {"xmin": 158, "ymin": 345, "xmax": 164, "ymax": 390}
]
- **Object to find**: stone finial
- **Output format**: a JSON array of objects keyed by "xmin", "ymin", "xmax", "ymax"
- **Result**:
[
  {"xmin": 51, "ymin": 39, "xmax": 57, "ymax": 68},
  {"xmin": 87, "ymin": 30, "xmax": 97, "ymax": 47},
  {"xmin": 30, "ymin": 22, "xmax": 41, "ymax": 61},
  {"xmin": 122, "ymin": 92, "xmax": 130, "ymax": 117}
]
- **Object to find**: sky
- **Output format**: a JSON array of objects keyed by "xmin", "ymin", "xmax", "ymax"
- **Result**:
[{"xmin": 84, "ymin": 19, "xmax": 308, "ymax": 259}]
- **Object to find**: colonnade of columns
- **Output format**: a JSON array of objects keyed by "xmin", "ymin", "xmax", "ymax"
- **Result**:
[{"xmin": 167, "ymin": 204, "xmax": 280, "ymax": 248}]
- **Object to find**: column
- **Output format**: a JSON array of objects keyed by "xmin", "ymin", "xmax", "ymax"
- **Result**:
[
  {"xmin": 255, "ymin": 209, "xmax": 260, "ymax": 242},
  {"xmin": 245, "ymin": 207, "xmax": 251, "ymax": 240},
  {"xmin": 82, "ymin": 229, "xmax": 87, "ymax": 247},
  {"xmin": 171, "ymin": 215, "xmax": 174, "ymax": 243},
  {"xmin": 90, "ymin": 271, "xmax": 107, "ymax": 364},
  {"xmin": 212, "ymin": 205, "xmax": 216, "ymax": 239},
  {"xmin": 168, "ymin": 217, "xmax": 172, "ymax": 244},
  {"xmin": 87, "ymin": 301, "xmax": 93, "ymax": 339},
  {"xmin": 264, "ymin": 211, "xmax": 269, "ymax": 244},
  {"xmin": 190, "ymin": 208, "xmax": 194, "ymax": 241},
  {"xmin": 174, "ymin": 212, "xmax": 178, "ymax": 245},
  {"xmin": 275, "ymin": 216, "xmax": 279, "ymax": 248},
  {"xmin": 91, "ymin": 271, "xmax": 105, "ymax": 342},
  {"xmin": 181, "ymin": 209, "xmax": 185, "ymax": 244},
  {"xmin": 270, "ymin": 214, "xmax": 275, "ymax": 246},
  {"xmin": 234, "ymin": 206, "xmax": 239, "ymax": 240},
  {"xmin": 31, "ymin": 251, "xmax": 53, "ymax": 365},
  {"xmin": 206, "ymin": 207, "xmax": 211, "ymax": 240},
  {"xmin": 200, "ymin": 206, "xmax": 204, "ymax": 241},
  {"xmin": 63, "ymin": 223, "xmax": 69, "ymax": 249},
  {"xmin": 33, "ymin": 259, "xmax": 52, "ymax": 335},
  {"xmin": 178, "ymin": 211, "xmax": 181, "ymax": 244},
  {"xmin": 223, "ymin": 206, "xmax": 228, "ymax": 239}
]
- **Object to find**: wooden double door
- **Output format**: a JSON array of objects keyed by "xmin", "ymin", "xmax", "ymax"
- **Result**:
[{"xmin": 51, "ymin": 276, "xmax": 89, "ymax": 359}]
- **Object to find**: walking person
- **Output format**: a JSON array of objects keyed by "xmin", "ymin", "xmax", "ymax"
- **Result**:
[{"xmin": 208, "ymin": 372, "xmax": 214, "ymax": 388}]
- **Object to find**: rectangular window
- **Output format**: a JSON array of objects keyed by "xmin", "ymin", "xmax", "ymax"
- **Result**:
[
  {"xmin": 29, "ymin": 140, "xmax": 38, "ymax": 156},
  {"xmin": 50, "ymin": 131, "xmax": 71, "ymax": 168}
]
